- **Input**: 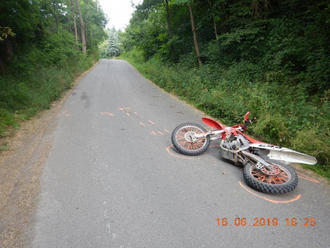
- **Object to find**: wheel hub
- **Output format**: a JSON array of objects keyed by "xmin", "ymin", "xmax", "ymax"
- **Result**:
[
  {"xmin": 260, "ymin": 165, "xmax": 281, "ymax": 176},
  {"xmin": 184, "ymin": 131, "xmax": 198, "ymax": 142}
]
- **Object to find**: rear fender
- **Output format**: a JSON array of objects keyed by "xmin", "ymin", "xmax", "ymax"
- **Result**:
[{"xmin": 250, "ymin": 143, "xmax": 317, "ymax": 165}]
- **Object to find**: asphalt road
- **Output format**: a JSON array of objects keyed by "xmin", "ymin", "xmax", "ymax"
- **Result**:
[{"xmin": 29, "ymin": 59, "xmax": 330, "ymax": 248}]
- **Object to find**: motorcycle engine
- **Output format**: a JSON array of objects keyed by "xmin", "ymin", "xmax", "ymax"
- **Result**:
[
  {"xmin": 220, "ymin": 134, "xmax": 249, "ymax": 163},
  {"xmin": 222, "ymin": 140, "xmax": 239, "ymax": 150},
  {"xmin": 221, "ymin": 134, "xmax": 241, "ymax": 150}
]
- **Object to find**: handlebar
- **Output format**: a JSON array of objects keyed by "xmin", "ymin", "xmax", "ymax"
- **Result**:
[{"xmin": 243, "ymin": 116, "xmax": 257, "ymax": 130}]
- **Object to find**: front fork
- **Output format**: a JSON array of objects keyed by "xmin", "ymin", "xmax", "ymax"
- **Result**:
[
  {"xmin": 240, "ymin": 150, "xmax": 276, "ymax": 171},
  {"xmin": 195, "ymin": 130, "xmax": 224, "ymax": 141}
]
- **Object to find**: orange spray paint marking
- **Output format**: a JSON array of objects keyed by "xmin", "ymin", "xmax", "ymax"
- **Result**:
[
  {"xmin": 119, "ymin": 107, "xmax": 131, "ymax": 111},
  {"xmin": 139, "ymin": 122, "xmax": 146, "ymax": 127},
  {"xmin": 100, "ymin": 112, "xmax": 114, "ymax": 117},
  {"xmin": 238, "ymin": 181, "xmax": 301, "ymax": 204},
  {"xmin": 157, "ymin": 131, "xmax": 164, "ymax": 136},
  {"xmin": 164, "ymin": 129, "xmax": 170, "ymax": 134},
  {"xmin": 297, "ymin": 172, "xmax": 320, "ymax": 184},
  {"xmin": 165, "ymin": 145, "xmax": 197, "ymax": 160},
  {"xmin": 150, "ymin": 131, "xmax": 157, "ymax": 136},
  {"xmin": 148, "ymin": 120, "xmax": 155, "ymax": 125}
]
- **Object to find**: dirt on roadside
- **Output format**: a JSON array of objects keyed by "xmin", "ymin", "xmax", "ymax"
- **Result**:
[{"xmin": 0, "ymin": 62, "xmax": 98, "ymax": 248}]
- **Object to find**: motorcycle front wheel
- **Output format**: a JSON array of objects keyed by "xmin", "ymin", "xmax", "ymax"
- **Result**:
[
  {"xmin": 171, "ymin": 122, "xmax": 210, "ymax": 156},
  {"xmin": 243, "ymin": 162, "xmax": 298, "ymax": 194}
]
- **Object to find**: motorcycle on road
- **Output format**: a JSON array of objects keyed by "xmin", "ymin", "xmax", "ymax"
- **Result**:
[{"xmin": 171, "ymin": 112, "xmax": 317, "ymax": 194}]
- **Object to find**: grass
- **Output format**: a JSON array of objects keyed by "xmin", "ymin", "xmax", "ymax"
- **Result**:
[{"xmin": 0, "ymin": 142, "xmax": 9, "ymax": 151}]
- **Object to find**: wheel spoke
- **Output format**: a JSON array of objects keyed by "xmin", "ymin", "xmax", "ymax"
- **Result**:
[
  {"xmin": 251, "ymin": 165, "xmax": 291, "ymax": 185},
  {"xmin": 175, "ymin": 125, "xmax": 207, "ymax": 151}
]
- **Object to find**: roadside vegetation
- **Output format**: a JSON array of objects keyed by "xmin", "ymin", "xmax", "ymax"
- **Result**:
[
  {"xmin": 120, "ymin": 0, "xmax": 329, "ymax": 178},
  {"xmin": 0, "ymin": 0, "xmax": 107, "ymax": 137}
]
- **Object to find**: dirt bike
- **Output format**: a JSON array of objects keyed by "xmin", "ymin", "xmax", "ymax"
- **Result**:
[{"xmin": 171, "ymin": 112, "xmax": 317, "ymax": 194}]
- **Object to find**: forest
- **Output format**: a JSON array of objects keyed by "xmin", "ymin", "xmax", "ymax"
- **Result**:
[
  {"xmin": 0, "ymin": 0, "xmax": 106, "ymax": 138},
  {"xmin": 120, "ymin": 0, "xmax": 329, "ymax": 176}
]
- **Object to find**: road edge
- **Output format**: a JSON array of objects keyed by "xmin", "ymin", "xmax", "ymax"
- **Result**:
[{"xmin": 0, "ymin": 60, "xmax": 100, "ymax": 248}]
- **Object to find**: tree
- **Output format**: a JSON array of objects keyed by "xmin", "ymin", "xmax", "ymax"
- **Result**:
[
  {"xmin": 164, "ymin": 0, "xmax": 173, "ymax": 58},
  {"xmin": 172, "ymin": 0, "xmax": 202, "ymax": 65},
  {"xmin": 69, "ymin": 0, "xmax": 78, "ymax": 45},
  {"xmin": 0, "ymin": 0, "xmax": 106, "ymax": 69},
  {"xmin": 99, "ymin": 28, "xmax": 121, "ymax": 58},
  {"xmin": 75, "ymin": 0, "xmax": 87, "ymax": 53},
  {"xmin": 207, "ymin": 0, "xmax": 218, "ymax": 40}
]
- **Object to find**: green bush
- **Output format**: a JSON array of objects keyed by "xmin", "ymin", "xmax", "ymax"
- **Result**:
[
  {"xmin": 0, "ymin": 38, "xmax": 97, "ymax": 137},
  {"xmin": 0, "ymin": 108, "xmax": 16, "ymax": 136}
]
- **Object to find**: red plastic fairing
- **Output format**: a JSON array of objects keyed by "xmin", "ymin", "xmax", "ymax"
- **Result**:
[
  {"xmin": 202, "ymin": 118, "xmax": 226, "ymax": 130},
  {"xmin": 239, "ymin": 131, "xmax": 267, "ymax": 144}
]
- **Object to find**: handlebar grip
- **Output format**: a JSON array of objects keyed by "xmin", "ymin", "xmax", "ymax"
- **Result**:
[{"xmin": 243, "ymin": 117, "xmax": 256, "ymax": 130}]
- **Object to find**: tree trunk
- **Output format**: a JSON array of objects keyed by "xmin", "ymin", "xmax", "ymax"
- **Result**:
[
  {"xmin": 52, "ymin": 0, "xmax": 59, "ymax": 32},
  {"xmin": 75, "ymin": 0, "xmax": 87, "ymax": 53},
  {"xmin": 70, "ymin": 0, "xmax": 78, "ymax": 45},
  {"xmin": 207, "ymin": 0, "xmax": 218, "ymax": 40},
  {"xmin": 164, "ymin": 0, "xmax": 173, "ymax": 59},
  {"xmin": 188, "ymin": 3, "xmax": 202, "ymax": 65}
]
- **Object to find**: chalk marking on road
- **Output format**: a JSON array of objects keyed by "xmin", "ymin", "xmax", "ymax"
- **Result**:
[
  {"xmin": 100, "ymin": 112, "xmax": 114, "ymax": 117},
  {"xmin": 62, "ymin": 109, "xmax": 71, "ymax": 117},
  {"xmin": 297, "ymin": 172, "xmax": 320, "ymax": 183},
  {"xmin": 139, "ymin": 121, "xmax": 146, "ymax": 127},
  {"xmin": 238, "ymin": 181, "xmax": 301, "ymax": 204},
  {"xmin": 164, "ymin": 129, "xmax": 170, "ymax": 134},
  {"xmin": 119, "ymin": 107, "xmax": 131, "ymax": 111},
  {"xmin": 157, "ymin": 131, "xmax": 164, "ymax": 136},
  {"xmin": 148, "ymin": 120, "xmax": 155, "ymax": 125},
  {"xmin": 151, "ymin": 131, "xmax": 157, "ymax": 136},
  {"xmin": 165, "ymin": 145, "xmax": 198, "ymax": 160}
]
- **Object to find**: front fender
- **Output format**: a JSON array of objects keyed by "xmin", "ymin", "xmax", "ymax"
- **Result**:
[
  {"xmin": 250, "ymin": 143, "xmax": 317, "ymax": 165},
  {"xmin": 202, "ymin": 117, "xmax": 226, "ymax": 130}
]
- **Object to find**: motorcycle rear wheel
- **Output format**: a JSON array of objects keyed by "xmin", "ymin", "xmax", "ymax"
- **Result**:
[
  {"xmin": 171, "ymin": 122, "xmax": 210, "ymax": 156},
  {"xmin": 243, "ymin": 162, "xmax": 298, "ymax": 194}
]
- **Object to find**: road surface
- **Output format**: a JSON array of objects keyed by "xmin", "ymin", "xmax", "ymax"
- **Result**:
[{"xmin": 29, "ymin": 59, "xmax": 330, "ymax": 247}]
